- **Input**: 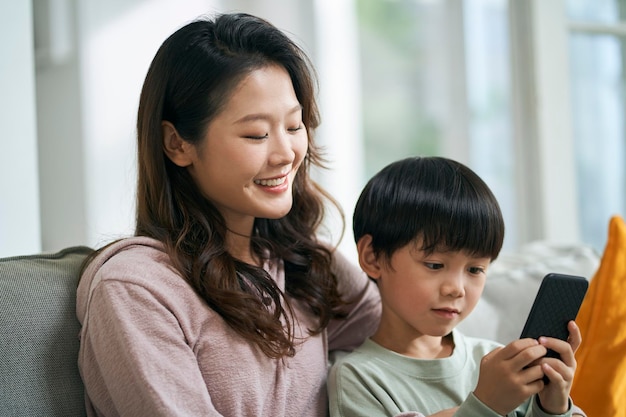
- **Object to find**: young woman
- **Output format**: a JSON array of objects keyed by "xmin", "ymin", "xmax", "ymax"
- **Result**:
[{"xmin": 76, "ymin": 13, "xmax": 380, "ymax": 416}]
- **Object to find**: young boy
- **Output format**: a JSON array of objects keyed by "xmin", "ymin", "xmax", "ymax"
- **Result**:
[{"xmin": 328, "ymin": 156, "xmax": 585, "ymax": 417}]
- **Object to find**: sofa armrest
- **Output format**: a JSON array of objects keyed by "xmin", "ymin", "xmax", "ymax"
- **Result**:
[{"xmin": 0, "ymin": 246, "xmax": 93, "ymax": 417}]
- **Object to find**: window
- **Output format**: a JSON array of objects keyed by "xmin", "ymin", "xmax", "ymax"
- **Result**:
[
  {"xmin": 354, "ymin": 0, "xmax": 625, "ymax": 252},
  {"xmin": 356, "ymin": 0, "xmax": 516, "ymax": 248},
  {"xmin": 567, "ymin": 0, "xmax": 626, "ymax": 251}
]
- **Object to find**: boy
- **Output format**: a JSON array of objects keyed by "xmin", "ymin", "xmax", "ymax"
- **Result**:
[{"xmin": 328, "ymin": 157, "xmax": 585, "ymax": 417}]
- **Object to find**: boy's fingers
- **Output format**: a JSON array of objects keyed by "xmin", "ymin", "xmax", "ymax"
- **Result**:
[
  {"xmin": 538, "ymin": 337, "xmax": 575, "ymax": 367},
  {"xmin": 566, "ymin": 320, "xmax": 582, "ymax": 352},
  {"xmin": 509, "ymin": 342, "xmax": 548, "ymax": 370},
  {"xmin": 520, "ymin": 363, "xmax": 546, "ymax": 384},
  {"xmin": 499, "ymin": 338, "xmax": 540, "ymax": 360},
  {"xmin": 541, "ymin": 362, "xmax": 567, "ymax": 383},
  {"xmin": 539, "ymin": 357, "xmax": 575, "ymax": 381}
]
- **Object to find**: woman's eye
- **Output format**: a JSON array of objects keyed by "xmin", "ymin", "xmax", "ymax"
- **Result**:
[
  {"xmin": 244, "ymin": 133, "xmax": 268, "ymax": 140},
  {"xmin": 424, "ymin": 262, "xmax": 443, "ymax": 270},
  {"xmin": 287, "ymin": 125, "xmax": 303, "ymax": 133}
]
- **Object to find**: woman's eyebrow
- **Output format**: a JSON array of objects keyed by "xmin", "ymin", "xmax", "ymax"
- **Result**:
[{"xmin": 233, "ymin": 104, "xmax": 302, "ymax": 125}]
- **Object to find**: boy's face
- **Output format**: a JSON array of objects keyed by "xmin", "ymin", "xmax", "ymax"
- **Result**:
[{"xmin": 359, "ymin": 237, "xmax": 490, "ymax": 352}]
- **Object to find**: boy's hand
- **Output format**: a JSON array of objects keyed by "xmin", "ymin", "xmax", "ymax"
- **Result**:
[
  {"xmin": 473, "ymin": 338, "xmax": 547, "ymax": 415},
  {"xmin": 536, "ymin": 321, "xmax": 581, "ymax": 414}
]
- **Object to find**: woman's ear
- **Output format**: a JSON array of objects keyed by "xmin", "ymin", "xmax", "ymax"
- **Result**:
[
  {"xmin": 356, "ymin": 234, "xmax": 382, "ymax": 280},
  {"xmin": 162, "ymin": 121, "xmax": 194, "ymax": 167}
]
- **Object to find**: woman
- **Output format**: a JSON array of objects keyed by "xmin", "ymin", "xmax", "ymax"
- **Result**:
[{"xmin": 76, "ymin": 12, "xmax": 380, "ymax": 417}]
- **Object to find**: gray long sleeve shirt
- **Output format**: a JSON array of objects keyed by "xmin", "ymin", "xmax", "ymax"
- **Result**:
[{"xmin": 328, "ymin": 330, "xmax": 585, "ymax": 417}]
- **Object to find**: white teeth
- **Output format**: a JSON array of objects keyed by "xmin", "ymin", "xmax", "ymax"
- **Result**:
[{"xmin": 254, "ymin": 177, "xmax": 286, "ymax": 187}]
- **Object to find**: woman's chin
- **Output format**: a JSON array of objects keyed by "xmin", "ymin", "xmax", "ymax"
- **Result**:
[{"xmin": 261, "ymin": 205, "xmax": 293, "ymax": 220}]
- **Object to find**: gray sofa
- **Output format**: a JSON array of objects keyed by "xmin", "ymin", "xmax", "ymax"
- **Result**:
[
  {"xmin": 0, "ymin": 246, "xmax": 93, "ymax": 417},
  {"xmin": 0, "ymin": 241, "xmax": 600, "ymax": 417}
]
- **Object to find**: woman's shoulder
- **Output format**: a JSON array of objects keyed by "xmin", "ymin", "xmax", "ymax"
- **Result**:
[
  {"xmin": 326, "ymin": 245, "xmax": 363, "ymax": 279},
  {"xmin": 76, "ymin": 236, "xmax": 199, "ymax": 323},
  {"xmin": 90, "ymin": 236, "xmax": 172, "ymax": 280}
]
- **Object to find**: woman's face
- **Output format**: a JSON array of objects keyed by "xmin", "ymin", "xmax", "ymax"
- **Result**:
[{"xmin": 187, "ymin": 64, "xmax": 308, "ymax": 235}]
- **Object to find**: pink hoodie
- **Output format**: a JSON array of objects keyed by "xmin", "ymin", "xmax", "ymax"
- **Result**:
[{"xmin": 76, "ymin": 237, "xmax": 381, "ymax": 417}]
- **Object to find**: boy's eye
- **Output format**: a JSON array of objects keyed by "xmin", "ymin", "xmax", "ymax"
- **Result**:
[
  {"xmin": 424, "ymin": 262, "xmax": 443, "ymax": 270},
  {"xmin": 468, "ymin": 267, "xmax": 485, "ymax": 275}
]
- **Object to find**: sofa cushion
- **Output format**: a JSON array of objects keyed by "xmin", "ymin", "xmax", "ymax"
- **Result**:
[
  {"xmin": 0, "ymin": 246, "xmax": 93, "ymax": 417},
  {"xmin": 457, "ymin": 241, "xmax": 600, "ymax": 345}
]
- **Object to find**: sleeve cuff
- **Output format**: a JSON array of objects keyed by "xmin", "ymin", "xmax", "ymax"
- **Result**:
[
  {"xmin": 532, "ymin": 395, "xmax": 573, "ymax": 417},
  {"xmin": 454, "ymin": 393, "xmax": 502, "ymax": 417}
]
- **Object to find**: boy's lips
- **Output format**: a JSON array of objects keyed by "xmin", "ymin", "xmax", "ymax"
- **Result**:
[
  {"xmin": 434, "ymin": 307, "xmax": 460, "ymax": 313},
  {"xmin": 432, "ymin": 307, "xmax": 461, "ymax": 319}
]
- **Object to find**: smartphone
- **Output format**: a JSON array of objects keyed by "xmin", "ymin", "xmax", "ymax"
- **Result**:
[{"xmin": 520, "ymin": 273, "xmax": 589, "ymax": 359}]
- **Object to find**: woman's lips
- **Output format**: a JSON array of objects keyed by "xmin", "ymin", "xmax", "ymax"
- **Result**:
[{"xmin": 254, "ymin": 176, "xmax": 287, "ymax": 187}]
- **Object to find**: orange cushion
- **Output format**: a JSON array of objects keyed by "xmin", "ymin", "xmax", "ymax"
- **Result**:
[{"xmin": 571, "ymin": 215, "xmax": 626, "ymax": 417}]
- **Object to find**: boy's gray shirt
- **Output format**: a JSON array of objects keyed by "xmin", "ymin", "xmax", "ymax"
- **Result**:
[{"xmin": 328, "ymin": 329, "xmax": 585, "ymax": 417}]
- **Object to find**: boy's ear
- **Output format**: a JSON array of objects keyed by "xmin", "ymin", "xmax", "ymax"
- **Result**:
[
  {"xmin": 356, "ymin": 234, "xmax": 382, "ymax": 280},
  {"xmin": 162, "ymin": 121, "xmax": 194, "ymax": 167}
]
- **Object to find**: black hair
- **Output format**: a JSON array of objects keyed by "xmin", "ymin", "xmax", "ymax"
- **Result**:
[{"xmin": 353, "ymin": 156, "xmax": 505, "ymax": 261}]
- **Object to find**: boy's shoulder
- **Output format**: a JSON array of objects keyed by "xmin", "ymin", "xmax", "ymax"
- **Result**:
[
  {"xmin": 457, "ymin": 330, "xmax": 503, "ymax": 346},
  {"xmin": 330, "ymin": 338, "xmax": 383, "ymax": 369},
  {"xmin": 455, "ymin": 330, "xmax": 504, "ymax": 358},
  {"xmin": 329, "ymin": 338, "xmax": 399, "ymax": 384}
]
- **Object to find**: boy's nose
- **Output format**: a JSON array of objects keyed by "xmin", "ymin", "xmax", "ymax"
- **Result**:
[{"xmin": 441, "ymin": 274, "xmax": 465, "ymax": 298}]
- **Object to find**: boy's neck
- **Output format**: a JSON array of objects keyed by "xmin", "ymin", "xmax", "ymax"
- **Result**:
[{"xmin": 371, "ymin": 331, "xmax": 455, "ymax": 359}]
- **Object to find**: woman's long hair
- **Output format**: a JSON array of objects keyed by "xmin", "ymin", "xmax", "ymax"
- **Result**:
[{"xmin": 131, "ymin": 13, "xmax": 347, "ymax": 358}]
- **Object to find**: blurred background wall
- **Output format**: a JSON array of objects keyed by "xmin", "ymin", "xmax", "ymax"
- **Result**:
[{"xmin": 1, "ymin": 0, "xmax": 624, "ymax": 261}]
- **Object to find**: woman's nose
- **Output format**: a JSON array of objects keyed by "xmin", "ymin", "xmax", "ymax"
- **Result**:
[{"xmin": 268, "ymin": 130, "xmax": 295, "ymax": 166}]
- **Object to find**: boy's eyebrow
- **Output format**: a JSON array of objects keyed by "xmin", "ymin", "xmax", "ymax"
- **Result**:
[{"xmin": 233, "ymin": 104, "xmax": 303, "ymax": 124}]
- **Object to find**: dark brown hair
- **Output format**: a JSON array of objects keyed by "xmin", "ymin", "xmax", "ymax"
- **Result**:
[{"xmin": 107, "ymin": 13, "xmax": 347, "ymax": 358}]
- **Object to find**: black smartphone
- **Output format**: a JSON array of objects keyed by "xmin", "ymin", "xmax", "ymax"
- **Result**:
[{"xmin": 520, "ymin": 273, "xmax": 589, "ymax": 359}]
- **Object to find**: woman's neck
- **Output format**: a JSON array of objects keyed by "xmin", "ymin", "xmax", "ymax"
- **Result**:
[{"xmin": 225, "ymin": 228, "xmax": 260, "ymax": 267}]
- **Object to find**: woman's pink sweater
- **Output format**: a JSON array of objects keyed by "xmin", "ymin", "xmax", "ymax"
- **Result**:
[{"xmin": 76, "ymin": 237, "xmax": 381, "ymax": 416}]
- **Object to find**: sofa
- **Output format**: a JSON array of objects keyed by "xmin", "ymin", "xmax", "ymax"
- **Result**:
[
  {"xmin": 0, "ymin": 246, "xmax": 93, "ymax": 417},
  {"xmin": 0, "ymin": 228, "xmax": 620, "ymax": 417},
  {"xmin": 458, "ymin": 240, "xmax": 599, "ymax": 345}
]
